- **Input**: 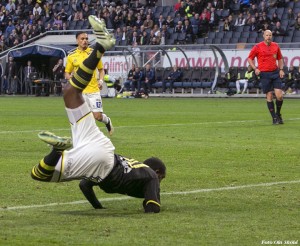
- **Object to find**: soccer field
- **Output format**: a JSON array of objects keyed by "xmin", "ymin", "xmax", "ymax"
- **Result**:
[{"xmin": 0, "ymin": 96, "xmax": 299, "ymax": 246}]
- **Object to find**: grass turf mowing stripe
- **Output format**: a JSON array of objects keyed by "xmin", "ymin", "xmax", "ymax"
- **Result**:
[
  {"xmin": 1, "ymin": 117, "xmax": 300, "ymax": 135},
  {"xmin": 1, "ymin": 180, "xmax": 299, "ymax": 211}
]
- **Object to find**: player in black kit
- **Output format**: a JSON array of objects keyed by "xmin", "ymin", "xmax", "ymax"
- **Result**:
[{"xmin": 79, "ymin": 155, "xmax": 166, "ymax": 213}]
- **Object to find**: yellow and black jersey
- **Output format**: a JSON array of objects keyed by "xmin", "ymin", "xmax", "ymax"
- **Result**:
[
  {"xmin": 65, "ymin": 47, "xmax": 103, "ymax": 94},
  {"xmin": 80, "ymin": 154, "xmax": 161, "ymax": 212},
  {"xmin": 99, "ymin": 155, "xmax": 159, "ymax": 198}
]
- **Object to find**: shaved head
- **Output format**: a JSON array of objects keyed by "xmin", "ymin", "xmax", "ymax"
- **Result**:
[{"xmin": 263, "ymin": 30, "xmax": 272, "ymax": 45}]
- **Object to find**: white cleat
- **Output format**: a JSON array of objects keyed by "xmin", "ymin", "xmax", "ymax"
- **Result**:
[{"xmin": 88, "ymin": 15, "xmax": 116, "ymax": 51}]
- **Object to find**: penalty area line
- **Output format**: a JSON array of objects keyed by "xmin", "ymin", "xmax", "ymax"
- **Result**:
[{"xmin": 1, "ymin": 180, "xmax": 299, "ymax": 211}]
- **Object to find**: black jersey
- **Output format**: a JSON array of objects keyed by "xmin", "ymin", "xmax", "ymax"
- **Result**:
[
  {"xmin": 100, "ymin": 154, "xmax": 160, "ymax": 202},
  {"xmin": 80, "ymin": 154, "xmax": 161, "ymax": 212}
]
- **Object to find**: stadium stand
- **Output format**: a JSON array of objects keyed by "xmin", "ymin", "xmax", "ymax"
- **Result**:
[
  {"xmin": 0, "ymin": 0, "xmax": 299, "ymax": 52},
  {"xmin": 1, "ymin": 0, "xmax": 300, "ymax": 96}
]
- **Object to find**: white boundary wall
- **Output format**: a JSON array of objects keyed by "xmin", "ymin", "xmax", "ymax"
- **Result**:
[{"xmin": 102, "ymin": 48, "xmax": 300, "ymax": 81}]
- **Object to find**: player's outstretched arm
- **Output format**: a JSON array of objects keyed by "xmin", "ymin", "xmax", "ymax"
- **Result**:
[{"xmin": 79, "ymin": 179, "xmax": 104, "ymax": 209}]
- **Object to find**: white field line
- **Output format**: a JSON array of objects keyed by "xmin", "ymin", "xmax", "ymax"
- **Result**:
[
  {"xmin": 1, "ymin": 180, "xmax": 299, "ymax": 211},
  {"xmin": 1, "ymin": 118, "xmax": 300, "ymax": 135}
]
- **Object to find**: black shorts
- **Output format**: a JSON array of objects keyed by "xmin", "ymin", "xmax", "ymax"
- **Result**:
[
  {"xmin": 260, "ymin": 70, "xmax": 283, "ymax": 93},
  {"xmin": 99, "ymin": 155, "xmax": 160, "ymax": 203}
]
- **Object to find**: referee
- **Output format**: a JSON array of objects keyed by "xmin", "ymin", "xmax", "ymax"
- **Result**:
[{"xmin": 248, "ymin": 30, "xmax": 285, "ymax": 125}]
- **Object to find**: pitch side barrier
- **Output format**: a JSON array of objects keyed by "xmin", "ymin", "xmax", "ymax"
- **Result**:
[
  {"xmin": 104, "ymin": 44, "xmax": 230, "ymax": 94},
  {"xmin": 103, "ymin": 43, "xmax": 300, "ymax": 94}
]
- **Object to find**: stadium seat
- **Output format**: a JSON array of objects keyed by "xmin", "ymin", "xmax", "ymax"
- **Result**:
[
  {"xmin": 283, "ymin": 36, "xmax": 292, "ymax": 43},
  {"xmin": 76, "ymin": 20, "xmax": 84, "ymax": 29},
  {"xmin": 247, "ymin": 37, "xmax": 256, "ymax": 44},
  {"xmin": 216, "ymin": 31, "xmax": 224, "ymax": 39},
  {"xmin": 191, "ymin": 67, "xmax": 201, "ymax": 82},
  {"xmin": 241, "ymin": 31, "xmax": 250, "ymax": 38},
  {"xmin": 230, "ymin": 37, "xmax": 239, "ymax": 44},
  {"xmin": 292, "ymin": 36, "xmax": 300, "ymax": 42},
  {"xmin": 230, "ymin": 2, "xmax": 240, "ymax": 14},
  {"xmin": 287, "ymin": 1, "xmax": 294, "ymax": 8},
  {"xmin": 154, "ymin": 12, "xmax": 161, "ymax": 19},
  {"xmin": 170, "ymin": 32, "xmax": 179, "ymax": 41},
  {"xmin": 213, "ymin": 38, "xmax": 222, "ymax": 44},
  {"xmin": 199, "ymin": 67, "xmax": 211, "ymax": 82},
  {"xmin": 155, "ymin": 6, "xmax": 163, "ymax": 13},
  {"xmin": 181, "ymin": 67, "xmax": 193, "ymax": 83},
  {"xmin": 232, "ymin": 31, "xmax": 241, "ymax": 39},
  {"xmin": 54, "ymin": 2, "xmax": 63, "ymax": 12},
  {"xmin": 163, "ymin": 6, "xmax": 171, "ymax": 13},
  {"xmin": 222, "ymin": 37, "xmax": 231, "ymax": 44},
  {"xmin": 223, "ymin": 31, "xmax": 233, "ymax": 39},
  {"xmin": 221, "ymin": 9, "xmax": 230, "ymax": 19},
  {"xmin": 165, "ymin": 38, "xmax": 175, "ymax": 45},
  {"xmin": 274, "ymin": 36, "xmax": 284, "ymax": 43},
  {"xmin": 195, "ymin": 38, "xmax": 204, "ymax": 44},
  {"xmin": 207, "ymin": 31, "xmax": 216, "ymax": 39},
  {"xmin": 294, "ymin": 30, "xmax": 300, "ymax": 37},
  {"xmin": 281, "ymin": 20, "xmax": 289, "ymax": 29},
  {"xmin": 69, "ymin": 21, "xmax": 76, "ymax": 30},
  {"xmin": 243, "ymin": 26, "xmax": 250, "ymax": 32},
  {"xmin": 234, "ymin": 26, "xmax": 244, "ymax": 32},
  {"xmin": 163, "ymin": 67, "xmax": 172, "ymax": 80},
  {"xmin": 168, "ymin": 11, "xmax": 176, "ymax": 18},
  {"xmin": 155, "ymin": 67, "xmax": 165, "ymax": 82},
  {"xmin": 204, "ymin": 38, "xmax": 213, "ymax": 44},
  {"xmin": 276, "ymin": 7, "xmax": 284, "ymax": 19}
]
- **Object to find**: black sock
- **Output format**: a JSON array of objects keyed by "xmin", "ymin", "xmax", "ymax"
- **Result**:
[
  {"xmin": 44, "ymin": 148, "xmax": 62, "ymax": 166},
  {"xmin": 95, "ymin": 42, "xmax": 105, "ymax": 54},
  {"xmin": 276, "ymin": 99, "xmax": 283, "ymax": 115},
  {"xmin": 70, "ymin": 47, "xmax": 102, "ymax": 90},
  {"xmin": 267, "ymin": 101, "xmax": 276, "ymax": 118}
]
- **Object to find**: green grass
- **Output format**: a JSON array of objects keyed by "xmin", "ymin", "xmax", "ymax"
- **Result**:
[{"xmin": 0, "ymin": 96, "xmax": 299, "ymax": 246}]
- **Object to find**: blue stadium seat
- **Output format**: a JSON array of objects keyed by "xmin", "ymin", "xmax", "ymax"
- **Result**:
[
  {"xmin": 223, "ymin": 31, "xmax": 233, "ymax": 39},
  {"xmin": 216, "ymin": 31, "xmax": 224, "ymax": 39},
  {"xmin": 207, "ymin": 32, "xmax": 216, "ymax": 39},
  {"xmin": 155, "ymin": 6, "xmax": 163, "ymax": 13},
  {"xmin": 238, "ymin": 37, "xmax": 247, "ymax": 43},
  {"xmin": 196, "ymin": 38, "xmax": 205, "ymax": 44},
  {"xmin": 230, "ymin": 37, "xmax": 239, "ymax": 43},
  {"xmin": 283, "ymin": 36, "xmax": 292, "ymax": 43},
  {"xmin": 292, "ymin": 36, "xmax": 300, "ymax": 42},
  {"xmin": 204, "ymin": 38, "xmax": 213, "ymax": 44},
  {"xmin": 165, "ymin": 38, "xmax": 174, "ymax": 45},
  {"xmin": 213, "ymin": 38, "xmax": 222, "ymax": 44},
  {"xmin": 273, "ymin": 36, "xmax": 283, "ymax": 43},
  {"xmin": 222, "ymin": 37, "xmax": 231, "ymax": 44},
  {"xmin": 241, "ymin": 31, "xmax": 250, "ymax": 38}
]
